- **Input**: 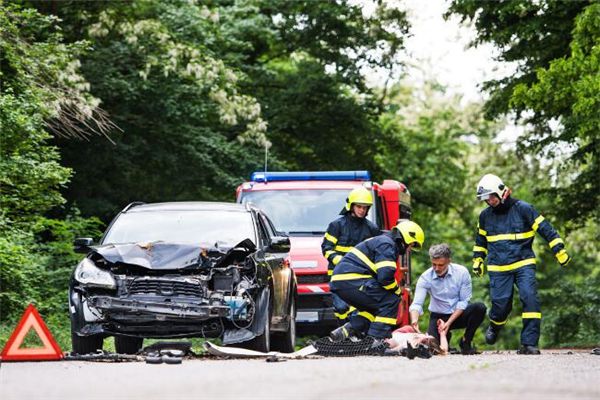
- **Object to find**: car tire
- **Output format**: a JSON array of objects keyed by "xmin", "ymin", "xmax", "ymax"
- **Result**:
[
  {"xmin": 115, "ymin": 336, "xmax": 143, "ymax": 354},
  {"xmin": 71, "ymin": 331, "xmax": 103, "ymax": 354},
  {"xmin": 271, "ymin": 295, "xmax": 296, "ymax": 353}
]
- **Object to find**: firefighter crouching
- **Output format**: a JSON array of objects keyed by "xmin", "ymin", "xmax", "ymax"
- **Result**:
[
  {"xmin": 321, "ymin": 187, "xmax": 381, "ymax": 321},
  {"xmin": 473, "ymin": 174, "xmax": 572, "ymax": 355},
  {"xmin": 329, "ymin": 221, "xmax": 425, "ymax": 348}
]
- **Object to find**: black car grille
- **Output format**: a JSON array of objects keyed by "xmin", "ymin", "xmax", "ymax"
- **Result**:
[
  {"xmin": 297, "ymin": 293, "xmax": 333, "ymax": 309},
  {"xmin": 125, "ymin": 279, "xmax": 204, "ymax": 297},
  {"xmin": 297, "ymin": 274, "xmax": 329, "ymax": 284}
]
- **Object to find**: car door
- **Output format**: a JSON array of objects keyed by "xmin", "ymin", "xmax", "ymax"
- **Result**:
[{"xmin": 256, "ymin": 212, "xmax": 290, "ymax": 326}]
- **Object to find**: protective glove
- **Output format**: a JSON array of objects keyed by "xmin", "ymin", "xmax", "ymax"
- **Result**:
[
  {"xmin": 556, "ymin": 249, "xmax": 572, "ymax": 267},
  {"xmin": 472, "ymin": 258, "xmax": 484, "ymax": 277}
]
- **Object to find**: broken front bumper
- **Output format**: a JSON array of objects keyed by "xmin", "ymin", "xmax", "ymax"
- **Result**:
[{"xmin": 89, "ymin": 295, "xmax": 230, "ymax": 320}]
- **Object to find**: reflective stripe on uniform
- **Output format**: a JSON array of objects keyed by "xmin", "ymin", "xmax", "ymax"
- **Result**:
[
  {"xmin": 334, "ymin": 245, "xmax": 353, "ymax": 253},
  {"xmin": 332, "ymin": 255, "xmax": 342, "ymax": 265},
  {"xmin": 522, "ymin": 312, "xmax": 541, "ymax": 319},
  {"xmin": 374, "ymin": 316, "xmax": 397, "ymax": 325},
  {"xmin": 478, "ymin": 228, "xmax": 487, "ymax": 236},
  {"xmin": 383, "ymin": 281, "xmax": 398, "ymax": 290},
  {"xmin": 358, "ymin": 311, "xmax": 375, "ymax": 321},
  {"xmin": 335, "ymin": 312, "xmax": 350, "ymax": 320},
  {"xmin": 330, "ymin": 273, "xmax": 371, "ymax": 282},
  {"xmin": 473, "ymin": 245, "xmax": 488, "ymax": 254},
  {"xmin": 327, "ymin": 269, "xmax": 333, "ymax": 276},
  {"xmin": 486, "ymin": 231, "xmax": 535, "ymax": 242},
  {"xmin": 324, "ymin": 250, "xmax": 336, "ymax": 259},
  {"xmin": 374, "ymin": 261, "xmax": 396, "ymax": 270},
  {"xmin": 324, "ymin": 232, "xmax": 338, "ymax": 244},
  {"xmin": 490, "ymin": 317, "xmax": 508, "ymax": 326},
  {"xmin": 335, "ymin": 306, "xmax": 356, "ymax": 320},
  {"xmin": 487, "ymin": 258, "xmax": 536, "ymax": 272},
  {"xmin": 532, "ymin": 215, "xmax": 545, "ymax": 231},
  {"xmin": 549, "ymin": 238, "xmax": 564, "ymax": 249},
  {"xmin": 349, "ymin": 247, "xmax": 376, "ymax": 272}
]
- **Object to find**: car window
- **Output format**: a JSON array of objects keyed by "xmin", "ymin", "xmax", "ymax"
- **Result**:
[
  {"xmin": 254, "ymin": 213, "xmax": 270, "ymax": 248},
  {"xmin": 102, "ymin": 210, "xmax": 256, "ymax": 248},
  {"xmin": 259, "ymin": 213, "xmax": 276, "ymax": 238},
  {"xmin": 241, "ymin": 189, "xmax": 376, "ymax": 235}
]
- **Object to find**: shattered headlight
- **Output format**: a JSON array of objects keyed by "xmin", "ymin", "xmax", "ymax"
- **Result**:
[{"xmin": 74, "ymin": 258, "xmax": 116, "ymax": 289}]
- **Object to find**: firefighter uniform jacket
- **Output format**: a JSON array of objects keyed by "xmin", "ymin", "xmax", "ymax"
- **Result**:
[
  {"xmin": 321, "ymin": 214, "xmax": 380, "ymax": 276},
  {"xmin": 473, "ymin": 197, "xmax": 566, "ymax": 272},
  {"xmin": 329, "ymin": 232, "xmax": 402, "ymax": 294}
]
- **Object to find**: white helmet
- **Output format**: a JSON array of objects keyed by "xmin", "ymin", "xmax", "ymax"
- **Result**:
[{"xmin": 476, "ymin": 174, "xmax": 508, "ymax": 201}]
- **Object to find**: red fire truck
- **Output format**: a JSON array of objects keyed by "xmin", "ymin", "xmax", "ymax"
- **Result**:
[{"xmin": 236, "ymin": 171, "xmax": 413, "ymax": 334}]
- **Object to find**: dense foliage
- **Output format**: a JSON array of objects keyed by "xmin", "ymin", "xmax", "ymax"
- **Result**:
[
  {"xmin": 448, "ymin": 0, "xmax": 599, "ymax": 226},
  {"xmin": 0, "ymin": 4, "xmax": 103, "ymax": 339},
  {"xmin": 1, "ymin": 1, "xmax": 597, "ymax": 351}
]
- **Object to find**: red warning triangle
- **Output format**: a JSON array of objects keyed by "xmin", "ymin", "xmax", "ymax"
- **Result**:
[{"xmin": 1, "ymin": 304, "xmax": 63, "ymax": 361}]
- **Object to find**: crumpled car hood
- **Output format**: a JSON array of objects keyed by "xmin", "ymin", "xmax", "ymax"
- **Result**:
[{"xmin": 90, "ymin": 239, "xmax": 256, "ymax": 270}]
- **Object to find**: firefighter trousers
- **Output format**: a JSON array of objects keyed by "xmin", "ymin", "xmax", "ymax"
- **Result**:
[
  {"xmin": 331, "ymin": 279, "xmax": 399, "ymax": 339},
  {"xmin": 332, "ymin": 293, "xmax": 354, "ymax": 322},
  {"xmin": 489, "ymin": 265, "xmax": 541, "ymax": 346}
]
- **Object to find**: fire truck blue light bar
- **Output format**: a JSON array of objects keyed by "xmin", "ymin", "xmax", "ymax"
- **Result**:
[{"xmin": 250, "ymin": 171, "xmax": 371, "ymax": 182}]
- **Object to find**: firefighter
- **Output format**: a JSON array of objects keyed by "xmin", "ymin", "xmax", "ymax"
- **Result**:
[
  {"xmin": 328, "ymin": 220, "xmax": 425, "ymax": 347},
  {"xmin": 321, "ymin": 187, "xmax": 381, "ymax": 321},
  {"xmin": 473, "ymin": 174, "xmax": 571, "ymax": 355}
]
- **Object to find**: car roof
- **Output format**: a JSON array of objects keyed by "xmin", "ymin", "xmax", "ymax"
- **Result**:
[{"xmin": 124, "ymin": 201, "xmax": 254, "ymax": 213}]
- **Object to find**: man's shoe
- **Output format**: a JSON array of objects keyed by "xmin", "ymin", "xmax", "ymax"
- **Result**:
[
  {"xmin": 485, "ymin": 325, "xmax": 500, "ymax": 345},
  {"xmin": 329, "ymin": 322, "xmax": 357, "ymax": 342},
  {"xmin": 459, "ymin": 337, "xmax": 479, "ymax": 355},
  {"xmin": 517, "ymin": 345, "xmax": 541, "ymax": 355}
]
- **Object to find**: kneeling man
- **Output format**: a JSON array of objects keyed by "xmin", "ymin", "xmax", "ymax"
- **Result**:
[{"xmin": 409, "ymin": 243, "xmax": 486, "ymax": 354}]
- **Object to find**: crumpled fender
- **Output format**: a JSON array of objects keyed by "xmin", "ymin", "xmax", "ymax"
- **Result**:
[{"xmin": 222, "ymin": 286, "xmax": 269, "ymax": 345}]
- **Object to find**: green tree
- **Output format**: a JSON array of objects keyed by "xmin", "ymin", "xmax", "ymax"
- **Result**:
[
  {"xmin": 0, "ymin": 4, "xmax": 103, "ymax": 324},
  {"xmin": 34, "ymin": 0, "xmax": 411, "ymax": 219},
  {"xmin": 36, "ymin": 1, "xmax": 273, "ymax": 220},
  {"xmin": 448, "ymin": 0, "xmax": 599, "ymax": 225}
]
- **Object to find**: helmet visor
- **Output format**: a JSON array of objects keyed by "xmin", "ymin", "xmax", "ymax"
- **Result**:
[{"xmin": 476, "ymin": 187, "xmax": 493, "ymax": 201}]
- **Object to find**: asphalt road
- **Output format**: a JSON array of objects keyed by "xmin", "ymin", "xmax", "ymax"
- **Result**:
[{"xmin": 1, "ymin": 350, "xmax": 599, "ymax": 400}]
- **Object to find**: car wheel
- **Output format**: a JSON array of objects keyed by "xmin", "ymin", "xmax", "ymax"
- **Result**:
[
  {"xmin": 71, "ymin": 330, "xmax": 103, "ymax": 354},
  {"xmin": 271, "ymin": 296, "xmax": 296, "ymax": 353},
  {"xmin": 115, "ymin": 336, "xmax": 143, "ymax": 354}
]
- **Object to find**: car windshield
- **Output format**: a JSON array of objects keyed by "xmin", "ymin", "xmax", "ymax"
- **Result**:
[
  {"xmin": 102, "ymin": 210, "xmax": 256, "ymax": 248},
  {"xmin": 240, "ymin": 189, "xmax": 374, "ymax": 235}
]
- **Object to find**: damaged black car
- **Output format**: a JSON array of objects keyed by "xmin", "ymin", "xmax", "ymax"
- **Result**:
[{"xmin": 69, "ymin": 202, "xmax": 296, "ymax": 354}]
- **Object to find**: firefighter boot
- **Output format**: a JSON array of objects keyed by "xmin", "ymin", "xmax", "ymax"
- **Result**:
[
  {"xmin": 517, "ymin": 345, "xmax": 541, "ymax": 355},
  {"xmin": 329, "ymin": 322, "xmax": 358, "ymax": 342},
  {"xmin": 485, "ymin": 325, "xmax": 501, "ymax": 345}
]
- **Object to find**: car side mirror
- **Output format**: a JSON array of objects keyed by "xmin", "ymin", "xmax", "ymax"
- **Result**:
[
  {"xmin": 73, "ymin": 237, "xmax": 94, "ymax": 254},
  {"xmin": 268, "ymin": 236, "xmax": 290, "ymax": 253}
]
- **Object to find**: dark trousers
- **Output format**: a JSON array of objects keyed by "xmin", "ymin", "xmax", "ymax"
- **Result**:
[
  {"xmin": 489, "ymin": 266, "xmax": 540, "ymax": 346},
  {"xmin": 427, "ymin": 302, "xmax": 487, "ymax": 344},
  {"xmin": 331, "ymin": 280, "xmax": 399, "ymax": 339}
]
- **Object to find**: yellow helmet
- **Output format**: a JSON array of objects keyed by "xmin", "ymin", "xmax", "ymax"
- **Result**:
[
  {"xmin": 393, "ymin": 220, "xmax": 425, "ymax": 250},
  {"xmin": 344, "ymin": 187, "xmax": 373, "ymax": 212}
]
